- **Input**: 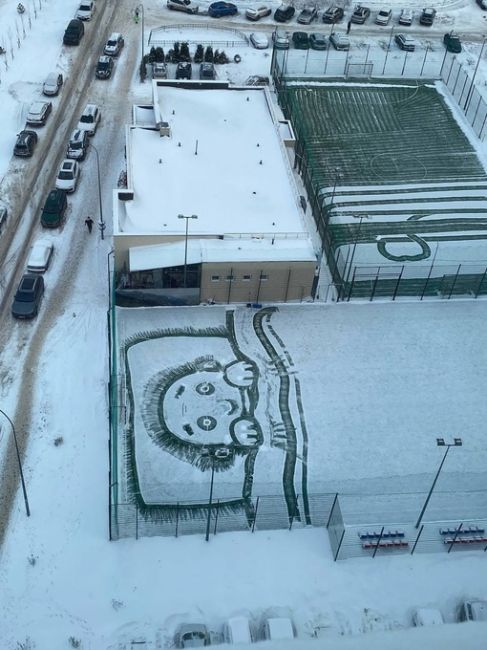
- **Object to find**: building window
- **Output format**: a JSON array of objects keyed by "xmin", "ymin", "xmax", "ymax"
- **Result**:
[
  {"xmin": 260, "ymin": 273, "xmax": 268, "ymax": 281},
  {"xmin": 211, "ymin": 275, "xmax": 220, "ymax": 282},
  {"xmin": 242, "ymin": 274, "xmax": 252, "ymax": 281},
  {"xmin": 226, "ymin": 275, "xmax": 234, "ymax": 281}
]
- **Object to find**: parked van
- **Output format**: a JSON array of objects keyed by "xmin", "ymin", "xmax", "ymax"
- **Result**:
[
  {"xmin": 222, "ymin": 617, "xmax": 253, "ymax": 644},
  {"xmin": 66, "ymin": 129, "xmax": 89, "ymax": 161},
  {"xmin": 63, "ymin": 19, "xmax": 84, "ymax": 46}
]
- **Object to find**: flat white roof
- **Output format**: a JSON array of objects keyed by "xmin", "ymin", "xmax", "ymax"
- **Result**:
[
  {"xmin": 118, "ymin": 86, "xmax": 306, "ymax": 237},
  {"xmin": 129, "ymin": 237, "xmax": 316, "ymax": 272}
]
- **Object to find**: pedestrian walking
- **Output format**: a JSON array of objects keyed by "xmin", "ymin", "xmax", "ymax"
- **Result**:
[
  {"xmin": 347, "ymin": 19, "xmax": 352, "ymax": 34},
  {"xmin": 134, "ymin": 7, "xmax": 140, "ymax": 23},
  {"xmin": 85, "ymin": 216, "xmax": 94, "ymax": 234}
]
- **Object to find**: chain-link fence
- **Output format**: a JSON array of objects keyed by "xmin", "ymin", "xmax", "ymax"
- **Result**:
[{"xmin": 110, "ymin": 492, "xmax": 338, "ymax": 541}]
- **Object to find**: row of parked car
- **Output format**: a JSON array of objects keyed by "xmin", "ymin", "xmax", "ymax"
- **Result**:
[{"xmin": 171, "ymin": 600, "xmax": 487, "ymax": 648}]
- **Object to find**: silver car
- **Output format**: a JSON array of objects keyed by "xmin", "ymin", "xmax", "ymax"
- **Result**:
[
  {"xmin": 42, "ymin": 72, "xmax": 63, "ymax": 96},
  {"xmin": 329, "ymin": 31, "xmax": 350, "ymax": 50},
  {"xmin": 272, "ymin": 30, "xmax": 291, "ymax": 49},
  {"xmin": 174, "ymin": 623, "xmax": 210, "ymax": 648},
  {"xmin": 297, "ymin": 3, "xmax": 318, "ymax": 23},
  {"xmin": 26, "ymin": 101, "xmax": 52, "ymax": 126}
]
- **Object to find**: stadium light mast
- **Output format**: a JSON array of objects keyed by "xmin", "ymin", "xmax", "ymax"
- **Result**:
[
  {"xmin": 0, "ymin": 408, "xmax": 30, "ymax": 517},
  {"xmin": 464, "ymin": 36, "xmax": 486, "ymax": 112},
  {"xmin": 178, "ymin": 214, "xmax": 198, "ymax": 288},
  {"xmin": 415, "ymin": 437, "xmax": 463, "ymax": 529}
]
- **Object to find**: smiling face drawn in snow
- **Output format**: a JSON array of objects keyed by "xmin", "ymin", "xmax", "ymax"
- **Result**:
[{"xmin": 163, "ymin": 359, "xmax": 262, "ymax": 449}]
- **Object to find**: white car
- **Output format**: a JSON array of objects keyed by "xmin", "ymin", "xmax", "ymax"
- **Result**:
[
  {"xmin": 26, "ymin": 101, "xmax": 52, "ymax": 126},
  {"xmin": 375, "ymin": 8, "xmax": 392, "ymax": 25},
  {"xmin": 398, "ymin": 8, "xmax": 413, "ymax": 25},
  {"xmin": 42, "ymin": 72, "xmax": 63, "ymax": 96},
  {"xmin": 76, "ymin": 0, "xmax": 95, "ymax": 20},
  {"xmin": 329, "ymin": 32, "xmax": 350, "ymax": 50},
  {"xmin": 246, "ymin": 5, "xmax": 271, "ymax": 20},
  {"xmin": 55, "ymin": 159, "xmax": 80, "ymax": 193},
  {"xmin": 222, "ymin": 617, "xmax": 254, "ymax": 644},
  {"xmin": 250, "ymin": 32, "xmax": 269, "ymax": 49},
  {"xmin": 262, "ymin": 617, "xmax": 295, "ymax": 641},
  {"xmin": 167, "ymin": 0, "xmax": 199, "ymax": 13},
  {"xmin": 77, "ymin": 103, "xmax": 100, "ymax": 136},
  {"xmin": 27, "ymin": 239, "xmax": 54, "ymax": 273},
  {"xmin": 412, "ymin": 608, "xmax": 444, "ymax": 626}
]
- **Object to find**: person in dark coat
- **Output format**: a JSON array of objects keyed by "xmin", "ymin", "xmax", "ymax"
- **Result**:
[
  {"xmin": 85, "ymin": 216, "xmax": 94, "ymax": 234},
  {"xmin": 347, "ymin": 19, "xmax": 352, "ymax": 34}
]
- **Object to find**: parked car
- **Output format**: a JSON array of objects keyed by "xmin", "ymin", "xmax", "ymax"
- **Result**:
[
  {"xmin": 0, "ymin": 206, "xmax": 7, "ymax": 234},
  {"xmin": 27, "ymin": 239, "xmax": 54, "ymax": 274},
  {"xmin": 222, "ymin": 617, "xmax": 254, "ymax": 644},
  {"xmin": 42, "ymin": 72, "xmax": 63, "ymax": 96},
  {"xmin": 262, "ymin": 617, "xmax": 295, "ymax": 641},
  {"xmin": 329, "ymin": 31, "xmax": 350, "ymax": 50},
  {"xmin": 476, "ymin": 0, "xmax": 487, "ymax": 9},
  {"xmin": 55, "ymin": 159, "xmax": 80, "ymax": 193},
  {"xmin": 167, "ymin": 0, "xmax": 199, "ymax": 13},
  {"xmin": 351, "ymin": 4, "xmax": 370, "ymax": 23},
  {"xmin": 76, "ymin": 0, "xmax": 95, "ymax": 20},
  {"xmin": 152, "ymin": 62, "xmax": 168, "ymax": 78},
  {"xmin": 395, "ymin": 33, "xmax": 416, "ymax": 51},
  {"xmin": 104, "ymin": 32, "xmax": 124, "ymax": 56},
  {"xmin": 12, "ymin": 274, "xmax": 44, "ymax": 319},
  {"xmin": 174, "ymin": 624, "xmax": 211, "ymax": 648},
  {"xmin": 309, "ymin": 33, "xmax": 328, "ymax": 50},
  {"xmin": 95, "ymin": 55, "xmax": 114, "ymax": 79},
  {"xmin": 419, "ymin": 7, "xmax": 436, "ymax": 25},
  {"xmin": 26, "ymin": 101, "xmax": 52, "ymax": 127},
  {"xmin": 250, "ymin": 32, "xmax": 269, "ymax": 49},
  {"xmin": 297, "ymin": 3, "xmax": 318, "ymax": 24},
  {"xmin": 199, "ymin": 62, "xmax": 216, "ymax": 79},
  {"xmin": 63, "ymin": 18, "xmax": 84, "ymax": 45},
  {"xmin": 13, "ymin": 130, "xmax": 38, "ymax": 157},
  {"xmin": 375, "ymin": 8, "xmax": 392, "ymax": 24},
  {"xmin": 412, "ymin": 608, "xmax": 444, "ymax": 626},
  {"xmin": 459, "ymin": 600, "xmax": 487, "ymax": 622},
  {"xmin": 246, "ymin": 5, "xmax": 271, "ymax": 20},
  {"xmin": 77, "ymin": 103, "xmax": 100, "ymax": 136},
  {"xmin": 322, "ymin": 5, "xmax": 344, "ymax": 23},
  {"xmin": 176, "ymin": 62, "xmax": 192, "ymax": 79},
  {"xmin": 443, "ymin": 31, "xmax": 461, "ymax": 53},
  {"xmin": 208, "ymin": 1, "xmax": 237, "ymax": 17},
  {"xmin": 41, "ymin": 189, "xmax": 67, "ymax": 228},
  {"xmin": 274, "ymin": 3, "xmax": 295, "ymax": 22},
  {"xmin": 67, "ymin": 129, "xmax": 89, "ymax": 160},
  {"xmin": 272, "ymin": 30, "xmax": 291, "ymax": 49},
  {"xmin": 398, "ymin": 8, "xmax": 413, "ymax": 25},
  {"xmin": 292, "ymin": 31, "xmax": 310, "ymax": 49}
]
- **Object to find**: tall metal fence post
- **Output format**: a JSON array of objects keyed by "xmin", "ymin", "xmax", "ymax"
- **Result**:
[
  {"xmin": 326, "ymin": 493, "xmax": 338, "ymax": 528},
  {"xmin": 251, "ymin": 496, "xmax": 260, "ymax": 533},
  {"xmin": 448, "ymin": 264, "xmax": 462, "ymax": 299},
  {"xmin": 474, "ymin": 266, "xmax": 487, "ymax": 297},
  {"xmin": 392, "ymin": 265, "xmax": 404, "ymax": 301},
  {"xmin": 372, "ymin": 526, "xmax": 385, "ymax": 558},
  {"xmin": 213, "ymin": 499, "xmax": 220, "ymax": 536},
  {"xmin": 448, "ymin": 522, "xmax": 463, "ymax": 553},
  {"xmin": 370, "ymin": 267, "xmax": 380, "ymax": 301},
  {"xmin": 334, "ymin": 529, "xmax": 345, "ymax": 561},
  {"xmin": 411, "ymin": 524, "xmax": 424, "ymax": 555}
]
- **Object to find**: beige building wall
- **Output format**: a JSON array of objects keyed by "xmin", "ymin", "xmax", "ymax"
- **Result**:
[{"xmin": 200, "ymin": 261, "xmax": 317, "ymax": 304}]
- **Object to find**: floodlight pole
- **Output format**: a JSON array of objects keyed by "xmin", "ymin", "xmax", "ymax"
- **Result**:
[
  {"xmin": 0, "ymin": 408, "xmax": 30, "ymax": 517},
  {"xmin": 178, "ymin": 214, "xmax": 198, "ymax": 288},
  {"xmin": 91, "ymin": 144, "xmax": 105, "ymax": 240},
  {"xmin": 135, "ymin": 4, "xmax": 145, "ymax": 59},
  {"xmin": 415, "ymin": 437, "xmax": 462, "ymax": 529},
  {"xmin": 345, "ymin": 215, "xmax": 364, "ymax": 285}
]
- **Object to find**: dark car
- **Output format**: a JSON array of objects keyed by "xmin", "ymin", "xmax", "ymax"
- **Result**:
[
  {"xmin": 351, "ymin": 5, "xmax": 370, "ymax": 23},
  {"xmin": 322, "ymin": 5, "xmax": 344, "ymax": 23},
  {"xmin": 274, "ymin": 3, "xmax": 295, "ymax": 22},
  {"xmin": 292, "ymin": 31, "xmax": 310, "ymax": 49},
  {"xmin": 63, "ymin": 18, "xmax": 84, "ymax": 45},
  {"xmin": 309, "ymin": 33, "xmax": 328, "ymax": 50},
  {"xmin": 395, "ymin": 33, "xmax": 416, "ymax": 51},
  {"xmin": 208, "ymin": 1, "xmax": 237, "ymax": 17},
  {"xmin": 95, "ymin": 55, "xmax": 114, "ymax": 79},
  {"xmin": 41, "ymin": 189, "xmax": 67, "ymax": 228},
  {"xmin": 419, "ymin": 7, "xmax": 436, "ymax": 25},
  {"xmin": 200, "ymin": 62, "xmax": 216, "ymax": 79},
  {"xmin": 443, "ymin": 31, "xmax": 461, "ymax": 53},
  {"xmin": 477, "ymin": 0, "xmax": 487, "ymax": 9},
  {"xmin": 12, "ymin": 274, "xmax": 44, "ymax": 319},
  {"xmin": 13, "ymin": 130, "xmax": 38, "ymax": 157},
  {"xmin": 176, "ymin": 62, "xmax": 192, "ymax": 79}
]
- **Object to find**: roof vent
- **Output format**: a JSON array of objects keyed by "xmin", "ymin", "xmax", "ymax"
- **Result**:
[{"xmin": 159, "ymin": 121, "xmax": 171, "ymax": 137}]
